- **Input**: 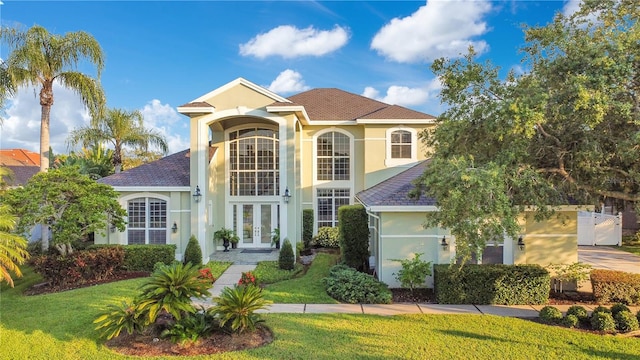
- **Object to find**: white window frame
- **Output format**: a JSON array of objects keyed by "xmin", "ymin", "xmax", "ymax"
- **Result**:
[
  {"xmin": 385, "ymin": 127, "xmax": 418, "ymax": 167},
  {"xmin": 121, "ymin": 193, "xmax": 170, "ymax": 245}
]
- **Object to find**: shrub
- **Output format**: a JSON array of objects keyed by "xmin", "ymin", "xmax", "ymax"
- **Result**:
[
  {"xmin": 137, "ymin": 262, "xmax": 210, "ymax": 323},
  {"xmin": 161, "ymin": 311, "xmax": 216, "ymax": 345},
  {"xmin": 197, "ymin": 268, "xmax": 215, "ymax": 284},
  {"xmin": 590, "ymin": 311, "xmax": 616, "ymax": 332},
  {"xmin": 324, "ymin": 265, "xmax": 392, "ymax": 304},
  {"xmin": 614, "ymin": 311, "xmax": 640, "ymax": 333},
  {"xmin": 562, "ymin": 314, "xmax": 579, "ymax": 328},
  {"xmin": 592, "ymin": 305, "xmax": 611, "ymax": 315},
  {"xmin": 433, "ymin": 264, "xmax": 550, "ymax": 305},
  {"xmin": 391, "ymin": 253, "xmax": 432, "ymax": 292},
  {"xmin": 93, "ymin": 300, "xmax": 145, "ymax": 340},
  {"xmin": 302, "ymin": 209, "xmax": 314, "ymax": 249},
  {"xmin": 547, "ymin": 262, "xmax": 592, "ymax": 293},
  {"xmin": 313, "ymin": 227, "xmax": 340, "ymax": 248},
  {"xmin": 590, "ymin": 269, "xmax": 640, "ymax": 305},
  {"xmin": 637, "ymin": 310, "xmax": 640, "ymax": 325},
  {"xmin": 210, "ymin": 285, "xmax": 271, "ymax": 334},
  {"xmin": 90, "ymin": 244, "xmax": 176, "ymax": 272},
  {"xmin": 31, "ymin": 247, "xmax": 125, "ymax": 287},
  {"xmin": 338, "ymin": 205, "xmax": 369, "ymax": 272},
  {"xmin": 238, "ymin": 271, "xmax": 257, "ymax": 286},
  {"xmin": 566, "ymin": 305, "xmax": 589, "ymax": 322},
  {"xmin": 539, "ymin": 306, "xmax": 563, "ymax": 324},
  {"xmin": 183, "ymin": 235, "xmax": 202, "ymax": 267},
  {"xmin": 611, "ymin": 303, "xmax": 631, "ymax": 316},
  {"xmin": 279, "ymin": 239, "xmax": 295, "ymax": 270}
]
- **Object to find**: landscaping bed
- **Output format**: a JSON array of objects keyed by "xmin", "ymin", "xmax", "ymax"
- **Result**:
[{"xmin": 23, "ymin": 271, "xmax": 149, "ymax": 296}]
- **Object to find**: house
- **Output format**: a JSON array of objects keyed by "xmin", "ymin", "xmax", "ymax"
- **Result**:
[
  {"xmin": 96, "ymin": 77, "xmax": 580, "ymax": 287},
  {"xmin": 0, "ymin": 149, "xmax": 40, "ymax": 187}
]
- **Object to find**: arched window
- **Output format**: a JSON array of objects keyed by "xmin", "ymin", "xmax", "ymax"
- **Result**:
[
  {"xmin": 391, "ymin": 130, "xmax": 412, "ymax": 159},
  {"xmin": 386, "ymin": 127, "xmax": 417, "ymax": 166},
  {"xmin": 127, "ymin": 197, "xmax": 167, "ymax": 245},
  {"xmin": 317, "ymin": 131, "xmax": 350, "ymax": 181},
  {"xmin": 229, "ymin": 127, "xmax": 279, "ymax": 196}
]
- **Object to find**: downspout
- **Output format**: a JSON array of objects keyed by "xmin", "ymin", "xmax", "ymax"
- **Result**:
[{"xmin": 355, "ymin": 196, "xmax": 381, "ymax": 278}]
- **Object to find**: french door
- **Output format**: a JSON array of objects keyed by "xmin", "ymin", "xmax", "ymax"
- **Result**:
[{"xmin": 232, "ymin": 203, "xmax": 279, "ymax": 248}]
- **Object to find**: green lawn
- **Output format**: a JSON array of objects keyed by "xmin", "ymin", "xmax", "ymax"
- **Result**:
[
  {"xmin": 261, "ymin": 252, "xmax": 340, "ymax": 303},
  {"xmin": 3, "ymin": 266, "xmax": 640, "ymax": 359},
  {"xmin": 204, "ymin": 260, "xmax": 233, "ymax": 279},
  {"xmin": 616, "ymin": 245, "xmax": 640, "ymax": 256}
]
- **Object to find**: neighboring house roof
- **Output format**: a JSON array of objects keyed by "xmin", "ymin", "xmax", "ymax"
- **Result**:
[
  {"xmin": 356, "ymin": 161, "xmax": 436, "ymax": 209},
  {"xmin": 0, "ymin": 149, "xmax": 40, "ymax": 166},
  {"xmin": 99, "ymin": 149, "xmax": 190, "ymax": 187},
  {"xmin": 274, "ymin": 88, "xmax": 436, "ymax": 121},
  {"xmin": 3, "ymin": 165, "xmax": 39, "ymax": 187}
]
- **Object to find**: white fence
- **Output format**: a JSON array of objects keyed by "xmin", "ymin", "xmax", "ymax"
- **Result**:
[{"xmin": 577, "ymin": 211, "xmax": 622, "ymax": 246}]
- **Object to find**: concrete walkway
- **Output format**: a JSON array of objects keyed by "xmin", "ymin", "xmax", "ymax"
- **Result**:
[{"xmin": 578, "ymin": 245, "xmax": 640, "ymax": 274}]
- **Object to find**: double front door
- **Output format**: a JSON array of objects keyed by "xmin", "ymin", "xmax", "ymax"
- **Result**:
[{"xmin": 232, "ymin": 203, "xmax": 279, "ymax": 248}]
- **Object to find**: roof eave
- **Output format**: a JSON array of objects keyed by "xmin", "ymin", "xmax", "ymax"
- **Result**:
[{"xmin": 356, "ymin": 118, "xmax": 436, "ymax": 125}]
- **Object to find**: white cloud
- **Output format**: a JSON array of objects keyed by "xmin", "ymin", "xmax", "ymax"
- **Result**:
[
  {"xmin": 362, "ymin": 79, "xmax": 441, "ymax": 108},
  {"xmin": 0, "ymin": 82, "xmax": 90, "ymax": 154},
  {"xmin": 140, "ymin": 99, "xmax": 189, "ymax": 154},
  {"xmin": 239, "ymin": 25, "xmax": 349, "ymax": 59},
  {"xmin": 371, "ymin": 0, "xmax": 492, "ymax": 63},
  {"xmin": 267, "ymin": 69, "xmax": 310, "ymax": 94},
  {"xmin": 562, "ymin": 0, "xmax": 582, "ymax": 17}
]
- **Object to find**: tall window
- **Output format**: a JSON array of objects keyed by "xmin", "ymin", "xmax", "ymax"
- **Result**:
[
  {"xmin": 317, "ymin": 188, "xmax": 350, "ymax": 228},
  {"xmin": 229, "ymin": 127, "xmax": 279, "ymax": 196},
  {"xmin": 390, "ymin": 130, "xmax": 412, "ymax": 159},
  {"xmin": 127, "ymin": 197, "xmax": 167, "ymax": 245},
  {"xmin": 317, "ymin": 132, "xmax": 350, "ymax": 181}
]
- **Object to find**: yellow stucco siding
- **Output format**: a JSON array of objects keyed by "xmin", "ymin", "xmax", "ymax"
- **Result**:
[
  {"xmin": 522, "ymin": 235, "xmax": 578, "ymax": 265},
  {"xmin": 525, "ymin": 211, "xmax": 577, "ymax": 234},
  {"xmin": 202, "ymin": 83, "xmax": 276, "ymax": 110}
]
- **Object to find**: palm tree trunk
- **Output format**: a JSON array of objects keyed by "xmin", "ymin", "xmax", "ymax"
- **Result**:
[{"xmin": 40, "ymin": 85, "xmax": 52, "ymax": 251}]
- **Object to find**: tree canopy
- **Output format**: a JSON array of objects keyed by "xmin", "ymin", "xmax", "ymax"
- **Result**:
[
  {"xmin": 415, "ymin": 0, "xmax": 639, "ymax": 261},
  {"xmin": 1, "ymin": 167, "xmax": 126, "ymax": 251}
]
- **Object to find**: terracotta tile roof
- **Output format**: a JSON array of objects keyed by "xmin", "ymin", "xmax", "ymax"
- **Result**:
[
  {"xmin": 99, "ymin": 149, "xmax": 190, "ymax": 187},
  {"xmin": 274, "ymin": 88, "xmax": 436, "ymax": 121},
  {"xmin": 356, "ymin": 161, "xmax": 436, "ymax": 208},
  {"xmin": 178, "ymin": 101, "xmax": 213, "ymax": 108},
  {"xmin": 0, "ymin": 149, "xmax": 40, "ymax": 166},
  {"xmin": 2, "ymin": 166, "xmax": 39, "ymax": 186}
]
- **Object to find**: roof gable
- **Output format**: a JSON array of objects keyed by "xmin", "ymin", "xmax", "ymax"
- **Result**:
[
  {"xmin": 356, "ymin": 161, "xmax": 435, "ymax": 208},
  {"xmin": 99, "ymin": 149, "xmax": 190, "ymax": 187}
]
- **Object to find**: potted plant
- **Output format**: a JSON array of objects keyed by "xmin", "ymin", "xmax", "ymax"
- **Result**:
[
  {"xmin": 230, "ymin": 232, "xmax": 240, "ymax": 249},
  {"xmin": 214, "ymin": 227, "xmax": 234, "ymax": 252},
  {"xmin": 271, "ymin": 228, "xmax": 281, "ymax": 249}
]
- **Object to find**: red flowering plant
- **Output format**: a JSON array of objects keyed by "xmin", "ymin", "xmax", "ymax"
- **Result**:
[
  {"xmin": 197, "ymin": 268, "xmax": 215, "ymax": 284},
  {"xmin": 238, "ymin": 271, "xmax": 257, "ymax": 286}
]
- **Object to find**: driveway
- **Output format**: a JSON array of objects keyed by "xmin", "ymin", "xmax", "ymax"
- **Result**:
[{"xmin": 578, "ymin": 245, "xmax": 640, "ymax": 274}]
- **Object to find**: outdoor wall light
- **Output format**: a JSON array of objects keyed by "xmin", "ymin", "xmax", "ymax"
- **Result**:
[
  {"xmin": 193, "ymin": 185, "xmax": 202, "ymax": 203},
  {"xmin": 518, "ymin": 236, "xmax": 525, "ymax": 251},
  {"xmin": 441, "ymin": 236, "xmax": 449, "ymax": 250},
  {"xmin": 283, "ymin": 187, "xmax": 291, "ymax": 204},
  {"xmin": 171, "ymin": 222, "xmax": 178, "ymax": 233},
  {"xmin": 110, "ymin": 224, "xmax": 116, "ymax": 233}
]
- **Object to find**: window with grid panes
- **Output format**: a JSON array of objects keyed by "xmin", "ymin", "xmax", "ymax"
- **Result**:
[
  {"xmin": 229, "ymin": 127, "xmax": 279, "ymax": 196},
  {"xmin": 391, "ymin": 130, "xmax": 412, "ymax": 159},
  {"xmin": 317, "ymin": 132, "xmax": 350, "ymax": 181},
  {"xmin": 127, "ymin": 197, "xmax": 167, "ymax": 245},
  {"xmin": 316, "ymin": 188, "xmax": 350, "ymax": 228}
]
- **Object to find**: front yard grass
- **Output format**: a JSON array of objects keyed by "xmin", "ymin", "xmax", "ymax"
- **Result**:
[
  {"xmin": 261, "ymin": 252, "xmax": 340, "ymax": 304},
  {"xmin": 2, "ymin": 266, "xmax": 640, "ymax": 359},
  {"xmin": 253, "ymin": 260, "xmax": 304, "ymax": 284},
  {"xmin": 203, "ymin": 260, "xmax": 233, "ymax": 279}
]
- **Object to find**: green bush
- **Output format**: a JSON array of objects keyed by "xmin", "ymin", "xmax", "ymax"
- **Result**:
[
  {"xmin": 611, "ymin": 303, "xmax": 631, "ymax": 316},
  {"xmin": 391, "ymin": 253, "xmax": 432, "ymax": 292},
  {"xmin": 161, "ymin": 311, "xmax": 216, "ymax": 345},
  {"xmin": 313, "ymin": 227, "xmax": 340, "ymax": 248},
  {"xmin": 566, "ymin": 305, "xmax": 589, "ymax": 322},
  {"xmin": 590, "ymin": 269, "xmax": 640, "ymax": 305},
  {"xmin": 183, "ymin": 235, "xmax": 202, "ymax": 267},
  {"xmin": 93, "ymin": 300, "xmax": 146, "ymax": 340},
  {"xmin": 539, "ymin": 306, "xmax": 562, "ymax": 324},
  {"xmin": 614, "ymin": 311, "xmax": 640, "ymax": 333},
  {"xmin": 31, "ymin": 247, "xmax": 125, "ymax": 287},
  {"xmin": 90, "ymin": 244, "xmax": 176, "ymax": 272},
  {"xmin": 637, "ymin": 310, "xmax": 640, "ymax": 325},
  {"xmin": 137, "ymin": 262, "xmax": 210, "ymax": 323},
  {"xmin": 338, "ymin": 205, "xmax": 369, "ymax": 272},
  {"xmin": 324, "ymin": 265, "xmax": 392, "ymax": 304},
  {"xmin": 562, "ymin": 314, "xmax": 579, "ymax": 328},
  {"xmin": 279, "ymin": 239, "xmax": 295, "ymax": 270},
  {"xmin": 433, "ymin": 264, "xmax": 550, "ymax": 305},
  {"xmin": 302, "ymin": 209, "xmax": 314, "ymax": 249},
  {"xmin": 592, "ymin": 305, "xmax": 611, "ymax": 315},
  {"xmin": 591, "ymin": 311, "xmax": 616, "ymax": 332},
  {"xmin": 210, "ymin": 285, "xmax": 271, "ymax": 334}
]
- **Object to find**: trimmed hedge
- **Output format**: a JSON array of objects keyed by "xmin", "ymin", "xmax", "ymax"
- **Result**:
[
  {"xmin": 590, "ymin": 269, "xmax": 640, "ymax": 305},
  {"xmin": 31, "ymin": 247, "xmax": 125, "ymax": 287},
  {"xmin": 183, "ymin": 235, "xmax": 203, "ymax": 266},
  {"xmin": 324, "ymin": 264, "xmax": 392, "ymax": 304},
  {"xmin": 279, "ymin": 239, "xmax": 295, "ymax": 270},
  {"xmin": 89, "ymin": 244, "xmax": 176, "ymax": 271},
  {"xmin": 434, "ymin": 264, "xmax": 550, "ymax": 305},
  {"xmin": 338, "ymin": 204, "xmax": 369, "ymax": 272},
  {"xmin": 312, "ymin": 227, "xmax": 340, "ymax": 248},
  {"xmin": 302, "ymin": 209, "xmax": 314, "ymax": 249}
]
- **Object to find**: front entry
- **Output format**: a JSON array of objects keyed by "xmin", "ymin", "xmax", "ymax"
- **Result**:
[{"xmin": 232, "ymin": 203, "xmax": 279, "ymax": 248}]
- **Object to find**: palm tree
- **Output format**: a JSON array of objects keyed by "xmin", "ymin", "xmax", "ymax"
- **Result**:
[
  {"xmin": 0, "ymin": 25, "xmax": 105, "ymax": 172},
  {"xmin": 68, "ymin": 108, "xmax": 168, "ymax": 173},
  {"xmin": 0, "ymin": 204, "xmax": 29, "ymax": 288}
]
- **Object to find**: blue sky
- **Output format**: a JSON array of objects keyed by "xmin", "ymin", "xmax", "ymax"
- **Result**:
[{"xmin": 0, "ymin": 0, "xmax": 580, "ymax": 155}]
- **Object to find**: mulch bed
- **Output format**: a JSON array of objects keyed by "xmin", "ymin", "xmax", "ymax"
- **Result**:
[
  {"xmin": 391, "ymin": 288, "xmax": 436, "ymax": 303},
  {"xmin": 106, "ymin": 325, "xmax": 273, "ymax": 357},
  {"xmin": 23, "ymin": 271, "xmax": 150, "ymax": 296}
]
